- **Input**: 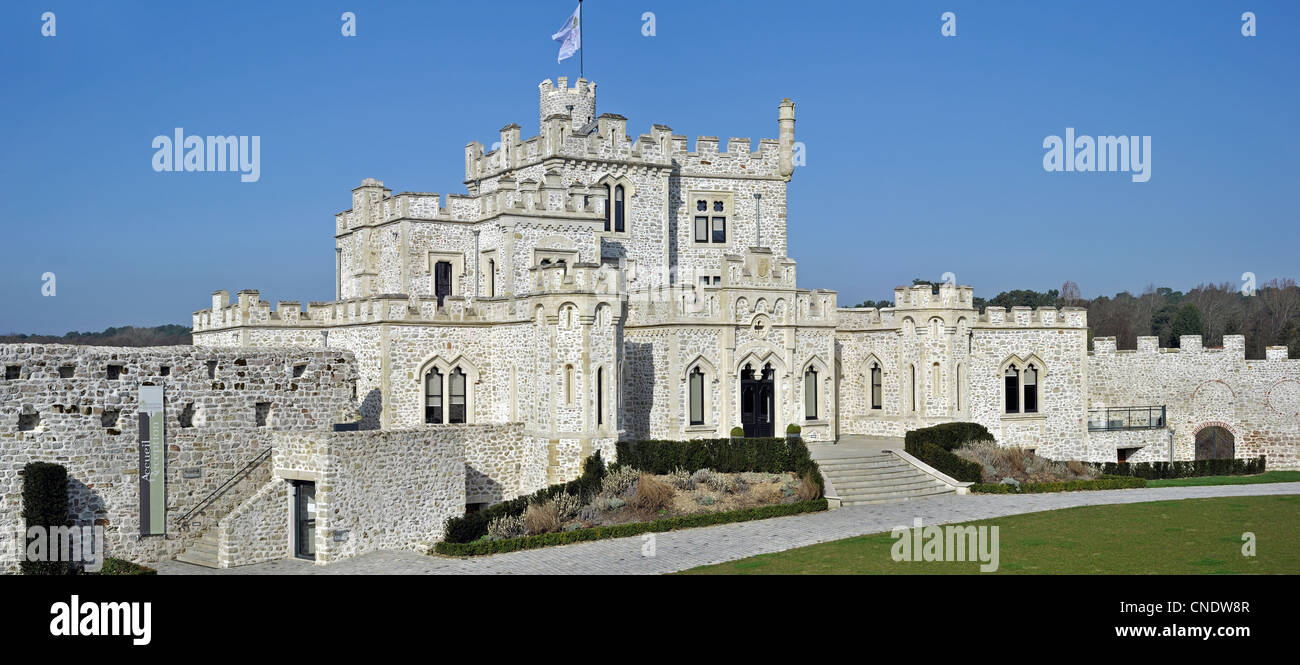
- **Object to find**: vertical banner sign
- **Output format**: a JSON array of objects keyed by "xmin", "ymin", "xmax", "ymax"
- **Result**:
[{"xmin": 138, "ymin": 385, "xmax": 165, "ymax": 535}]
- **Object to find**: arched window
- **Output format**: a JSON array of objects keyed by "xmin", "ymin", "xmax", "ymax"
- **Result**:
[
  {"xmin": 449, "ymin": 367, "xmax": 467, "ymax": 424},
  {"xmin": 956, "ymin": 363, "xmax": 964, "ymax": 411},
  {"xmin": 596, "ymin": 367, "xmax": 605, "ymax": 426},
  {"xmin": 564, "ymin": 364, "xmax": 575, "ymax": 405},
  {"xmin": 804, "ymin": 367, "xmax": 819, "ymax": 420},
  {"xmin": 909, "ymin": 364, "xmax": 917, "ymax": 412},
  {"xmin": 1004, "ymin": 365, "xmax": 1020, "ymax": 414},
  {"xmin": 1023, "ymin": 364, "xmax": 1038, "ymax": 414},
  {"xmin": 487, "ymin": 259, "xmax": 495, "ymax": 297},
  {"xmin": 689, "ymin": 366, "xmax": 705, "ymax": 425},
  {"xmin": 931, "ymin": 362, "xmax": 941, "ymax": 398},
  {"xmin": 425, "ymin": 368, "xmax": 444, "ymax": 424},
  {"xmin": 612, "ymin": 184, "xmax": 625, "ymax": 233},
  {"xmin": 870, "ymin": 363, "xmax": 883, "ymax": 410}
]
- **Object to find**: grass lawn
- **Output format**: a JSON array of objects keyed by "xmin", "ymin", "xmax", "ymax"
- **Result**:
[
  {"xmin": 679, "ymin": 495, "xmax": 1300, "ymax": 574},
  {"xmin": 1145, "ymin": 470, "xmax": 1300, "ymax": 488}
]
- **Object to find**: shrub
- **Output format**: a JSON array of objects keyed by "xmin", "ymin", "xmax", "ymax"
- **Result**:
[
  {"xmin": 1092, "ymin": 456, "xmax": 1266, "ymax": 479},
  {"xmin": 524, "ymin": 501, "xmax": 561, "ymax": 535},
  {"xmin": 956, "ymin": 441, "xmax": 1098, "ymax": 483},
  {"xmin": 552, "ymin": 491, "xmax": 582, "ymax": 522},
  {"xmin": 665, "ymin": 467, "xmax": 696, "ymax": 490},
  {"xmin": 83, "ymin": 558, "xmax": 157, "ymax": 576},
  {"xmin": 444, "ymin": 451, "xmax": 607, "ymax": 544},
  {"xmin": 730, "ymin": 426, "xmax": 745, "ymax": 437},
  {"xmin": 487, "ymin": 513, "xmax": 526, "ymax": 540},
  {"xmin": 971, "ymin": 476, "xmax": 1146, "ymax": 493},
  {"xmin": 707, "ymin": 474, "xmax": 738, "ymax": 494},
  {"xmin": 435, "ymin": 499, "xmax": 829, "ymax": 556},
  {"xmin": 796, "ymin": 474, "xmax": 820, "ymax": 501},
  {"xmin": 21, "ymin": 462, "xmax": 70, "ymax": 575},
  {"xmin": 631, "ymin": 474, "xmax": 675, "ymax": 516},
  {"xmin": 785, "ymin": 423, "xmax": 801, "ymax": 434},
  {"xmin": 602, "ymin": 465, "xmax": 641, "ymax": 497},
  {"xmin": 690, "ymin": 468, "xmax": 715, "ymax": 486}
]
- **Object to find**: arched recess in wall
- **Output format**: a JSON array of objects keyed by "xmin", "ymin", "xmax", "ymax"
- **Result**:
[
  {"xmin": 863, "ymin": 353, "xmax": 885, "ymax": 412},
  {"xmin": 417, "ymin": 354, "xmax": 480, "ymax": 424},
  {"xmin": 684, "ymin": 356, "xmax": 718, "ymax": 427},
  {"xmin": 800, "ymin": 356, "xmax": 830, "ymax": 421}
]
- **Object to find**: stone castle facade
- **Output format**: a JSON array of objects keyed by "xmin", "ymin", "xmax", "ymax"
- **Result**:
[{"xmin": 2, "ymin": 77, "xmax": 1297, "ymax": 569}]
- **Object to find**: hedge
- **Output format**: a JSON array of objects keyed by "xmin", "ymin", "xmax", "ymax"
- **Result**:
[
  {"xmin": 970, "ymin": 475, "xmax": 1147, "ymax": 494},
  {"xmin": 21, "ymin": 462, "xmax": 70, "ymax": 575},
  {"xmin": 913, "ymin": 442, "xmax": 984, "ymax": 483},
  {"xmin": 904, "ymin": 422, "xmax": 994, "ymax": 453},
  {"xmin": 442, "ymin": 451, "xmax": 608, "ymax": 544},
  {"xmin": 82, "ymin": 558, "xmax": 157, "ymax": 576},
  {"xmin": 1091, "ymin": 456, "xmax": 1267, "ymax": 479},
  {"xmin": 616, "ymin": 437, "xmax": 824, "ymax": 495},
  {"xmin": 435, "ymin": 499, "xmax": 828, "ymax": 556}
]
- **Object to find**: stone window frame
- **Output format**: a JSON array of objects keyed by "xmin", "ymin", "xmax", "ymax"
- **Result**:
[
  {"xmin": 684, "ymin": 356, "xmax": 718, "ymax": 430},
  {"xmin": 419, "ymin": 355, "xmax": 479, "ymax": 425},
  {"xmin": 1000, "ymin": 355, "xmax": 1047, "ymax": 418},
  {"xmin": 689, "ymin": 190, "xmax": 733, "ymax": 247},
  {"xmin": 595, "ymin": 174, "xmax": 635, "ymax": 239},
  {"xmin": 427, "ymin": 251, "xmax": 466, "ymax": 300},
  {"xmin": 799, "ymin": 356, "xmax": 831, "ymax": 424},
  {"xmin": 479, "ymin": 249, "xmax": 498, "ymax": 298},
  {"xmin": 864, "ymin": 354, "xmax": 885, "ymax": 411}
]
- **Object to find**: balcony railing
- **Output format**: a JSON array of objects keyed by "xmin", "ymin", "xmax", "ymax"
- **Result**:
[{"xmin": 1088, "ymin": 406, "xmax": 1166, "ymax": 431}]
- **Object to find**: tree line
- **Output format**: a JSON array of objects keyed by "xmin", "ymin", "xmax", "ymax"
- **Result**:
[
  {"xmin": 0, "ymin": 324, "xmax": 191, "ymax": 347},
  {"xmin": 856, "ymin": 278, "xmax": 1300, "ymax": 360}
]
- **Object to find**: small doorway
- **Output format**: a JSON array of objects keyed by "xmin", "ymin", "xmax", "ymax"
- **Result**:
[
  {"xmin": 293, "ymin": 481, "xmax": 316, "ymax": 560},
  {"xmin": 740, "ymin": 362, "xmax": 775, "ymax": 437}
]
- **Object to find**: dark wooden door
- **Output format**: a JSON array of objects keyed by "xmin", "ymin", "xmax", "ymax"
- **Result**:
[
  {"xmin": 1195, "ymin": 426, "xmax": 1235, "ymax": 460},
  {"xmin": 740, "ymin": 363, "xmax": 774, "ymax": 437}
]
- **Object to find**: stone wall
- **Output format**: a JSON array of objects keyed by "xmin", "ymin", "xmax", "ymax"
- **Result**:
[
  {"xmin": 1088, "ymin": 336, "xmax": 1300, "ymax": 468},
  {"xmin": 0, "ymin": 344, "xmax": 357, "ymax": 573}
]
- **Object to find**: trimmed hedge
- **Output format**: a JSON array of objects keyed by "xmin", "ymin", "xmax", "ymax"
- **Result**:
[
  {"xmin": 903, "ymin": 423, "xmax": 991, "ymax": 483},
  {"xmin": 435, "ymin": 499, "xmax": 828, "ymax": 556},
  {"xmin": 971, "ymin": 475, "xmax": 1147, "ymax": 494},
  {"xmin": 616, "ymin": 437, "xmax": 824, "ymax": 495},
  {"xmin": 1092, "ymin": 456, "xmax": 1267, "ymax": 479},
  {"xmin": 443, "ymin": 451, "xmax": 608, "ymax": 544},
  {"xmin": 904, "ymin": 422, "xmax": 994, "ymax": 453},
  {"xmin": 21, "ymin": 462, "xmax": 70, "ymax": 575},
  {"xmin": 82, "ymin": 558, "xmax": 157, "ymax": 576},
  {"xmin": 913, "ymin": 442, "xmax": 984, "ymax": 483}
]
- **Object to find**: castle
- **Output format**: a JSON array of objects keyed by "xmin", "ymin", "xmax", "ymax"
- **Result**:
[{"xmin": 2, "ymin": 77, "xmax": 1297, "ymax": 570}]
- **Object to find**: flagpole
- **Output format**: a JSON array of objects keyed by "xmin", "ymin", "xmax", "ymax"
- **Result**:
[{"xmin": 579, "ymin": 0, "xmax": 584, "ymax": 79}]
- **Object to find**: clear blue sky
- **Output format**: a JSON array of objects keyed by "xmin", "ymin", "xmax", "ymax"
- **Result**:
[{"xmin": 2, "ymin": 1, "xmax": 1297, "ymax": 334}]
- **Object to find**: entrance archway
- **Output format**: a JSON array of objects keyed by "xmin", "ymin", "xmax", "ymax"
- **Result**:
[
  {"xmin": 740, "ymin": 362, "xmax": 775, "ymax": 437},
  {"xmin": 1194, "ymin": 426, "xmax": 1235, "ymax": 460}
]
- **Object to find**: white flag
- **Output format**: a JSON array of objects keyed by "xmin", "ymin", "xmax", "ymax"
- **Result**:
[{"xmin": 552, "ymin": 4, "xmax": 581, "ymax": 63}]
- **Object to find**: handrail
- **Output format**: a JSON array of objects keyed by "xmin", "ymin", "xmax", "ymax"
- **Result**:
[{"xmin": 175, "ymin": 447, "xmax": 273, "ymax": 530}]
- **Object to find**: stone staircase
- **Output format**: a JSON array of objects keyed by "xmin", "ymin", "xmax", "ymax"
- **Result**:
[
  {"xmin": 817, "ymin": 451, "xmax": 957, "ymax": 506},
  {"xmin": 175, "ymin": 529, "xmax": 219, "ymax": 568}
]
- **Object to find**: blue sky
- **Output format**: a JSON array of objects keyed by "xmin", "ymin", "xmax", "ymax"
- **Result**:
[{"xmin": 2, "ymin": 1, "xmax": 1297, "ymax": 334}]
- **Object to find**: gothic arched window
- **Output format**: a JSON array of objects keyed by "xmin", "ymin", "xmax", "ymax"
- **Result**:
[{"xmin": 870, "ymin": 363, "xmax": 883, "ymax": 410}]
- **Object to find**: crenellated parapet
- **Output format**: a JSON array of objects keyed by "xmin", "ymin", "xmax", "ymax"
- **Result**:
[
  {"xmin": 195, "ymin": 264, "xmax": 623, "ymax": 335},
  {"xmin": 978, "ymin": 306, "xmax": 1087, "ymax": 328},
  {"xmin": 1089, "ymin": 334, "xmax": 1271, "ymax": 359}
]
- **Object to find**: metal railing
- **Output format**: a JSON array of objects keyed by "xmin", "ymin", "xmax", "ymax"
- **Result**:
[
  {"xmin": 175, "ymin": 447, "xmax": 272, "ymax": 530},
  {"xmin": 1087, "ymin": 406, "xmax": 1166, "ymax": 431}
]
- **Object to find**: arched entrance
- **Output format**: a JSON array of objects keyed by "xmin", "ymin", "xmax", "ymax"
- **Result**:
[
  {"xmin": 740, "ymin": 362, "xmax": 775, "ymax": 437},
  {"xmin": 1195, "ymin": 426, "xmax": 1235, "ymax": 460}
]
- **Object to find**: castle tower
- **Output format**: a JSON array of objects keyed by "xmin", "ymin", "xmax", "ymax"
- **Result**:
[{"xmin": 539, "ymin": 77, "xmax": 596, "ymax": 133}]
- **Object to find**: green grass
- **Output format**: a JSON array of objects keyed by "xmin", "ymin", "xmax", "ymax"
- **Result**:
[
  {"xmin": 1145, "ymin": 470, "xmax": 1300, "ymax": 488},
  {"xmin": 678, "ymin": 495, "xmax": 1300, "ymax": 574}
]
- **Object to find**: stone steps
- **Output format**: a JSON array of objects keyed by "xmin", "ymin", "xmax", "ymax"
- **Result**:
[
  {"xmin": 175, "ymin": 530, "xmax": 219, "ymax": 568},
  {"xmin": 817, "ymin": 451, "xmax": 956, "ymax": 505}
]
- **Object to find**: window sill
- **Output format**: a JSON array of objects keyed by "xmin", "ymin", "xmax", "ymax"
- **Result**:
[
  {"xmin": 1001, "ymin": 412, "xmax": 1046, "ymax": 421},
  {"xmin": 598, "ymin": 230, "xmax": 631, "ymax": 241},
  {"xmin": 685, "ymin": 424, "xmax": 714, "ymax": 432},
  {"xmin": 690, "ymin": 241, "xmax": 729, "ymax": 248}
]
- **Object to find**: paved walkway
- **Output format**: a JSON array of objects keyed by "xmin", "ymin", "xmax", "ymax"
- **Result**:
[{"xmin": 154, "ymin": 482, "xmax": 1300, "ymax": 575}]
